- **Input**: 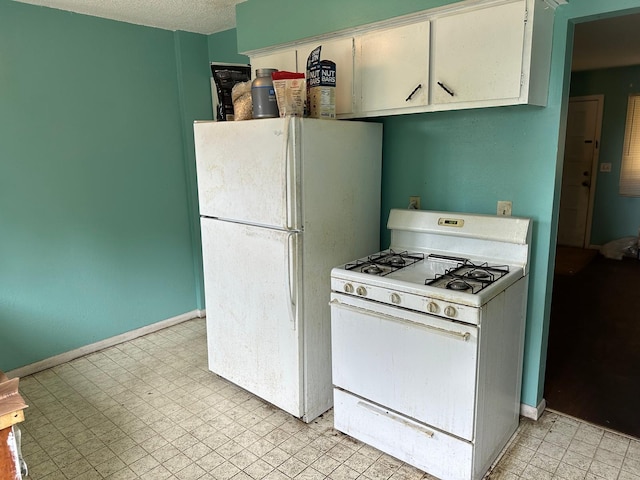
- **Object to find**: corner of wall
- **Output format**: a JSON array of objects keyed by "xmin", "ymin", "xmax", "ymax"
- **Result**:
[{"xmin": 207, "ymin": 29, "xmax": 250, "ymax": 64}]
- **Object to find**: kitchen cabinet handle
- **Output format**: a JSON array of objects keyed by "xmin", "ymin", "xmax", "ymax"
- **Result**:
[
  {"xmin": 356, "ymin": 401, "xmax": 435, "ymax": 438},
  {"xmin": 437, "ymin": 81, "xmax": 455, "ymax": 97},
  {"xmin": 330, "ymin": 299, "xmax": 472, "ymax": 342},
  {"xmin": 405, "ymin": 84, "xmax": 422, "ymax": 102}
]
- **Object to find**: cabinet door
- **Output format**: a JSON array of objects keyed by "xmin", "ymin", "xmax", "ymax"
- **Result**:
[
  {"xmin": 250, "ymin": 49, "xmax": 297, "ymax": 75},
  {"xmin": 430, "ymin": 0, "xmax": 526, "ymax": 106},
  {"xmin": 296, "ymin": 38, "xmax": 354, "ymax": 115},
  {"xmin": 358, "ymin": 21, "xmax": 430, "ymax": 113}
]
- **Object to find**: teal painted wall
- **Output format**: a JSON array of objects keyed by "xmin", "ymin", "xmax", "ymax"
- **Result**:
[
  {"xmin": 569, "ymin": 65, "xmax": 640, "ymax": 245},
  {"xmin": 236, "ymin": 0, "xmax": 464, "ymax": 52},
  {"xmin": 0, "ymin": 1, "xmax": 210, "ymax": 371},
  {"xmin": 208, "ymin": 29, "xmax": 250, "ymax": 64},
  {"xmin": 232, "ymin": 0, "xmax": 640, "ymax": 408},
  {"xmin": 174, "ymin": 31, "xmax": 214, "ymax": 311}
]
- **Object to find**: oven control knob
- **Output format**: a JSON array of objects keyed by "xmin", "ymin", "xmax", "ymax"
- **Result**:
[
  {"xmin": 426, "ymin": 302, "xmax": 439, "ymax": 314},
  {"xmin": 343, "ymin": 283, "xmax": 354, "ymax": 294},
  {"xmin": 444, "ymin": 306, "xmax": 457, "ymax": 318},
  {"xmin": 356, "ymin": 286, "xmax": 367, "ymax": 296},
  {"xmin": 390, "ymin": 293, "xmax": 401, "ymax": 304}
]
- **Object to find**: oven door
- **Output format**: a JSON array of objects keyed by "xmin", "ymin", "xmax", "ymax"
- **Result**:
[{"xmin": 330, "ymin": 292, "xmax": 478, "ymax": 441}]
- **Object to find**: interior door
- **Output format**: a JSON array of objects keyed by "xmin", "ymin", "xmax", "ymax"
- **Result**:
[
  {"xmin": 558, "ymin": 96, "xmax": 603, "ymax": 247},
  {"xmin": 201, "ymin": 218, "xmax": 302, "ymax": 417}
]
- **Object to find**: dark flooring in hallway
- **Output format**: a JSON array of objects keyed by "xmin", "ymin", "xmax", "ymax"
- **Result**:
[{"xmin": 545, "ymin": 250, "xmax": 640, "ymax": 438}]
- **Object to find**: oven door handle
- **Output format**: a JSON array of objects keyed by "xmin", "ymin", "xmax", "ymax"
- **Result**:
[
  {"xmin": 329, "ymin": 299, "xmax": 472, "ymax": 342},
  {"xmin": 356, "ymin": 401, "xmax": 435, "ymax": 438}
]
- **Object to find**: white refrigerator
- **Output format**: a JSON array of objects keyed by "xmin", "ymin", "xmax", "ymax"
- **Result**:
[{"xmin": 194, "ymin": 117, "xmax": 382, "ymax": 422}]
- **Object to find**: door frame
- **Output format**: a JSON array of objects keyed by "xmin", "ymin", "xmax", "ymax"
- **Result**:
[{"xmin": 563, "ymin": 94, "xmax": 605, "ymax": 248}]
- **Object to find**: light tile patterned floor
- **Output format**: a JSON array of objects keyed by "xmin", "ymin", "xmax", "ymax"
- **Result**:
[{"xmin": 15, "ymin": 318, "xmax": 640, "ymax": 480}]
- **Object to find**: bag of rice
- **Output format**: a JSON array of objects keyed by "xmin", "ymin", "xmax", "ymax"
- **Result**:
[{"xmin": 231, "ymin": 81, "xmax": 253, "ymax": 121}]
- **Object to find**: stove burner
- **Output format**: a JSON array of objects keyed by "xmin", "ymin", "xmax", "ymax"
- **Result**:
[
  {"xmin": 364, "ymin": 265, "xmax": 384, "ymax": 275},
  {"xmin": 447, "ymin": 279, "xmax": 471, "ymax": 291},
  {"xmin": 467, "ymin": 270, "xmax": 492, "ymax": 281},
  {"xmin": 387, "ymin": 256, "xmax": 406, "ymax": 267}
]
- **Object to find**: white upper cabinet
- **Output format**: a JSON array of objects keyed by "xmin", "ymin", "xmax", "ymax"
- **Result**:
[
  {"xmin": 245, "ymin": 0, "xmax": 557, "ymax": 118},
  {"xmin": 357, "ymin": 21, "xmax": 430, "ymax": 114},
  {"xmin": 250, "ymin": 50, "xmax": 297, "ymax": 75},
  {"xmin": 430, "ymin": 0, "xmax": 526, "ymax": 107}
]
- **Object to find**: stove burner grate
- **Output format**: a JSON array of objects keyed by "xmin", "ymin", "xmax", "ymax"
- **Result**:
[
  {"xmin": 425, "ymin": 261, "xmax": 510, "ymax": 293},
  {"xmin": 345, "ymin": 249, "xmax": 425, "ymax": 276}
]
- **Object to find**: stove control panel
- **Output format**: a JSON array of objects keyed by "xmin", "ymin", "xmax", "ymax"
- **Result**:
[{"xmin": 331, "ymin": 278, "xmax": 480, "ymax": 325}]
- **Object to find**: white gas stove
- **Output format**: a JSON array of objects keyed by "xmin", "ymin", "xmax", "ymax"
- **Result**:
[{"xmin": 330, "ymin": 209, "xmax": 532, "ymax": 480}]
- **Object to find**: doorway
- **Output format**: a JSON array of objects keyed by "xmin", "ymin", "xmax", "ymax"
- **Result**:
[{"xmin": 545, "ymin": 13, "xmax": 640, "ymax": 439}]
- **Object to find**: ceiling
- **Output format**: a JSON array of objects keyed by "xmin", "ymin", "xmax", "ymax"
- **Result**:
[
  {"xmin": 12, "ymin": 0, "xmax": 640, "ymax": 70},
  {"xmin": 14, "ymin": 0, "xmax": 247, "ymax": 35},
  {"xmin": 572, "ymin": 13, "xmax": 640, "ymax": 71}
]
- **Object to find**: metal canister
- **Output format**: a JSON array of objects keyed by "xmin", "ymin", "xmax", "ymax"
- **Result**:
[{"xmin": 251, "ymin": 68, "xmax": 279, "ymax": 118}]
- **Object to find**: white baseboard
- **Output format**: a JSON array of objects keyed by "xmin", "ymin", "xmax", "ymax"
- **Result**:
[
  {"xmin": 6, "ymin": 309, "xmax": 206, "ymax": 379},
  {"xmin": 520, "ymin": 398, "xmax": 546, "ymax": 420}
]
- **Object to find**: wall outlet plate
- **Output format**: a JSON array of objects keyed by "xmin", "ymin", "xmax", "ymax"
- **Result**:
[
  {"xmin": 409, "ymin": 196, "xmax": 421, "ymax": 210},
  {"xmin": 497, "ymin": 201, "xmax": 512, "ymax": 216}
]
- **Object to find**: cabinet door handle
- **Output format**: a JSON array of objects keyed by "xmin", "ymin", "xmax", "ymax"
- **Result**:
[
  {"xmin": 437, "ymin": 81, "xmax": 455, "ymax": 97},
  {"xmin": 405, "ymin": 84, "xmax": 422, "ymax": 102}
]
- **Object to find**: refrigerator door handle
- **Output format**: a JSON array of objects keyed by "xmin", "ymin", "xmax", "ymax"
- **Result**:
[
  {"xmin": 287, "ymin": 231, "xmax": 299, "ymax": 330},
  {"xmin": 284, "ymin": 116, "xmax": 299, "ymax": 231}
]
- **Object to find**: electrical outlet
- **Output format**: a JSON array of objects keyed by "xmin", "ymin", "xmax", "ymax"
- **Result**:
[
  {"xmin": 600, "ymin": 163, "xmax": 612, "ymax": 172},
  {"xmin": 497, "ymin": 201, "xmax": 512, "ymax": 216},
  {"xmin": 409, "ymin": 196, "xmax": 421, "ymax": 210}
]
